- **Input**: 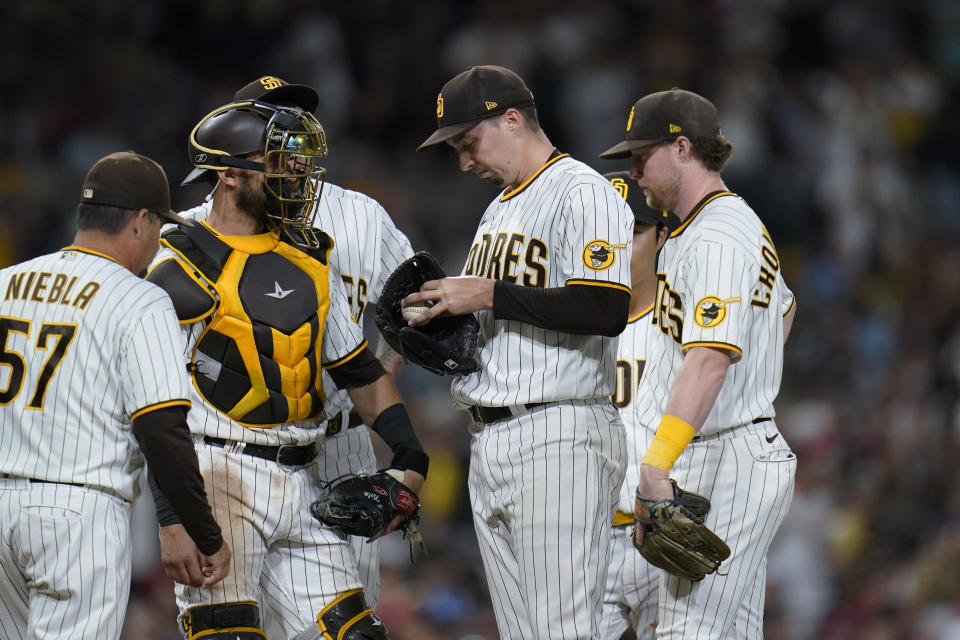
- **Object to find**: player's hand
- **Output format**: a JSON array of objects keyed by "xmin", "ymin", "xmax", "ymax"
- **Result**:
[
  {"xmin": 402, "ymin": 277, "xmax": 494, "ymax": 325},
  {"xmin": 199, "ymin": 540, "xmax": 231, "ymax": 588},
  {"xmin": 159, "ymin": 524, "xmax": 206, "ymax": 587},
  {"xmin": 634, "ymin": 465, "xmax": 673, "ymax": 547},
  {"xmin": 384, "ymin": 468, "xmax": 425, "ymax": 535}
]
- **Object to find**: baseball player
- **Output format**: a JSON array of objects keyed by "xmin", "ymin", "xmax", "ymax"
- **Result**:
[
  {"xmin": 145, "ymin": 91, "xmax": 427, "ymax": 640},
  {"xmin": 601, "ymin": 172, "xmax": 677, "ymax": 639},
  {"xmin": 600, "ymin": 89, "xmax": 798, "ymax": 639},
  {"xmin": 179, "ymin": 77, "xmax": 416, "ymax": 610},
  {"xmin": 414, "ymin": 65, "xmax": 633, "ymax": 639},
  {"xmin": 0, "ymin": 152, "xmax": 229, "ymax": 640}
]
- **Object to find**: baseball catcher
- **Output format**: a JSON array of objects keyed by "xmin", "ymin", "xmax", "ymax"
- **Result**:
[
  {"xmin": 633, "ymin": 480, "xmax": 731, "ymax": 582},
  {"xmin": 311, "ymin": 470, "xmax": 425, "ymax": 558},
  {"xmin": 375, "ymin": 251, "xmax": 479, "ymax": 376}
]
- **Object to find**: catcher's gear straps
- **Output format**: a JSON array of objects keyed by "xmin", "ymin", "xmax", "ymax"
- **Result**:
[
  {"xmin": 302, "ymin": 588, "xmax": 389, "ymax": 640},
  {"xmin": 181, "ymin": 602, "xmax": 266, "ymax": 640},
  {"xmin": 153, "ymin": 222, "xmax": 337, "ymax": 427},
  {"xmin": 147, "ymin": 256, "xmax": 218, "ymax": 323}
]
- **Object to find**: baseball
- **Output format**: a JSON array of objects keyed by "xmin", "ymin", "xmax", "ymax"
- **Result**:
[{"xmin": 401, "ymin": 300, "xmax": 434, "ymax": 323}]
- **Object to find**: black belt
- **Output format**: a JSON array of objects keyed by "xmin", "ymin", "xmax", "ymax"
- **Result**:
[
  {"xmin": 203, "ymin": 436, "xmax": 318, "ymax": 466},
  {"xmin": 0, "ymin": 474, "xmax": 85, "ymax": 488},
  {"xmin": 325, "ymin": 411, "xmax": 364, "ymax": 437},
  {"xmin": 690, "ymin": 417, "xmax": 773, "ymax": 443},
  {"xmin": 32, "ymin": 478, "xmax": 86, "ymax": 488},
  {"xmin": 468, "ymin": 402, "xmax": 548, "ymax": 424}
]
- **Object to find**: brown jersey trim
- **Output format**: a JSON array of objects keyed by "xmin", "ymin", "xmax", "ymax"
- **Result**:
[
  {"xmin": 131, "ymin": 399, "xmax": 191, "ymax": 421},
  {"xmin": 60, "ymin": 246, "xmax": 120, "ymax": 264},
  {"xmin": 671, "ymin": 191, "xmax": 735, "ymax": 237},
  {"xmin": 499, "ymin": 153, "xmax": 570, "ymax": 202},
  {"xmin": 627, "ymin": 303, "xmax": 654, "ymax": 324},
  {"xmin": 566, "ymin": 279, "xmax": 632, "ymax": 295},
  {"xmin": 323, "ymin": 339, "xmax": 370, "ymax": 369},
  {"xmin": 783, "ymin": 294, "xmax": 797, "ymax": 318},
  {"xmin": 681, "ymin": 340, "xmax": 743, "ymax": 362}
]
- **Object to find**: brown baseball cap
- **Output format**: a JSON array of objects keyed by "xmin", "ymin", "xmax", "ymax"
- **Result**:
[
  {"xmin": 417, "ymin": 65, "xmax": 535, "ymax": 150},
  {"xmin": 599, "ymin": 89, "xmax": 720, "ymax": 159},
  {"xmin": 234, "ymin": 75, "xmax": 320, "ymax": 113},
  {"xmin": 604, "ymin": 172, "xmax": 678, "ymax": 230},
  {"xmin": 81, "ymin": 152, "xmax": 193, "ymax": 226}
]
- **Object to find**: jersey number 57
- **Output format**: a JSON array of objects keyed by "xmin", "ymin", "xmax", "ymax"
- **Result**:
[{"xmin": 0, "ymin": 316, "xmax": 77, "ymax": 410}]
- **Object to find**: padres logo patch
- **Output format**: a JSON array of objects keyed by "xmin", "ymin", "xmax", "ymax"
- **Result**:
[
  {"xmin": 694, "ymin": 296, "xmax": 741, "ymax": 328},
  {"xmin": 259, "ymin": 76, "xmax": 283, "ymax": 90},
  {"xmin": 583, "ymin": 239, "xmax": 627, "ymax": 271},
  {"xmin": 610, "ymin": 177, "xmax": 629, "ymax": 199}
]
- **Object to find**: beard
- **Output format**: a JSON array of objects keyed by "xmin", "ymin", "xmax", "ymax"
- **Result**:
[
  {"xmin": 642, "ymin": 176, "xmax": 680, "ymax": 213},
  {"xmin": 235, "ymin": 175, "xmax": 268, "ymax": 225}
]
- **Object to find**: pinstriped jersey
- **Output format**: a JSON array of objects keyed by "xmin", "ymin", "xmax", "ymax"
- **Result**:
[
  {"xmin": 311, "ymin": 183, "xmax": 414, "ymax": 418},
  {"xmin": 150, "ymin": 214, "xmax": 365, "ymax": 447},
  {"xmin": 451, "ymin": 154, "xmax": 634, "ymax": 407},
  {"xmin": 635, "ymin": 192, "xmax": 795, "ymax": 436},
  {"xmin": 613, "ymin": 306, "xmax": 656, "ymax": 514},
  {"xmin": 0, "ymin": 248, "xmax": 191, "ymax": 501}
]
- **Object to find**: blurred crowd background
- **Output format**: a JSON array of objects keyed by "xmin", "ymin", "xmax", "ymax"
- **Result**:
[{"xmin": 2, "ymin": 0, "xmax": 959, "ymax": 638}]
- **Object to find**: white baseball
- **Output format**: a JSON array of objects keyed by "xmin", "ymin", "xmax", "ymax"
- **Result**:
[{"xmin": 401, "ymin": 300, "xmax": 433, "ymax": 323}]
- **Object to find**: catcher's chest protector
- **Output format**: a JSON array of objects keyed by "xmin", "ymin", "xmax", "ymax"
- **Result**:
[{"xmin": 157, "ymin": 223, "xmax": 333, "ymax": 426}]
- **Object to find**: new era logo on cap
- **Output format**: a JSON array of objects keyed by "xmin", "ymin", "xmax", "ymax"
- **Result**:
[
  {"xmin": 600, "ymin": 88, "xmax": 720, "ymax": 159},
  {"xmin": 418, "ymin": 65, "xmax": 535, "ymax": 150}
]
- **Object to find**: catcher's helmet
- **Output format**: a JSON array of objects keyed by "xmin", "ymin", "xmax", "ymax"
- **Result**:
[{"xmin": 184, "ymin": 100, "xmax": 328, "ymax": 247}]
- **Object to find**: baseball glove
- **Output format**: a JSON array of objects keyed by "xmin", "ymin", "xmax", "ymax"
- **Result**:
[
  {"xmin": 310, "ymin": 470, "xmax": 424, "ymax": 550},
  {"xmin": 375, "ymin": 251, "xmax": 479, "ymax": 376},
  {"xmin": 633, "ymin": 480, "xmax": 731, "ymax": 582}
]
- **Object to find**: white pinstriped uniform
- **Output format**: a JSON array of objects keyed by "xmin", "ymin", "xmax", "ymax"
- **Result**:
[
  {"xmin": 308, "ymin": 184, "xmax": 413, "ymax": 608},
  {"xmin": 600, "ymin": 307, "xmax": 658, "ymax": 639},
  {"xmin": 149, "ymin": 209, "xmax": 371, "ymax": 637},
  {"xmin": 456, "ymin": 154, "xmax": 632, "ymax": 639},
  {"xmin": 187, "ymin": 182, "xmax": 413, "ymax": 609},
  {"xmin": 0, "ymin": 248, "xmax": 191, "ymax": 639},
  {"xmin": 635, "ymin": 192, "xmax": 797, "ymax": 639}
]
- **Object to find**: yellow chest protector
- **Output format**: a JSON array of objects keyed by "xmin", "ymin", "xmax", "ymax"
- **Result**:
[{"xmin": 149, "ymin": 222, "xmax": 334, "ymax": 427}]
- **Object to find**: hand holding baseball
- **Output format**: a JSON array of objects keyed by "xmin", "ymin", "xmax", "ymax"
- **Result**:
[{"xmin": 402, "ymin": 300, "xmax": 434, "ymax": 324}]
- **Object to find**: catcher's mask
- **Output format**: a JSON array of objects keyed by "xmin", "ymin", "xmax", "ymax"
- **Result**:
[{"xmin": 184, "ymin": 100, "xmax": 328, "ymax": 248}]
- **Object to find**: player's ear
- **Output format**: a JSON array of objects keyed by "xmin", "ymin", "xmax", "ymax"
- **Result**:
[
  {"xmin": 217, "ymin": 168, "xmax": 240, "ymax": 187},
  {"xmin": 675, "ymin": 136, "xmax": 694, "ymax": 160},
  {"xmin": 129, "ymin": 208, "xmax": 151, "ymax": 238},
  {"xmin": 502, "ymin": 108, "xmax": 522, "ymax": 132},
  {"xmin": 656, "ymin": 225, "xmax": 669, "ymax": 249}
]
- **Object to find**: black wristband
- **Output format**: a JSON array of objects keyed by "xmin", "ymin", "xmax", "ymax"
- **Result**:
[
  {"xmin": 390, "ymin": 446, "xmax": 430, "ymax": 478},
  {"xmin": 370, "ymin": 403, "xmax": 428, "ymax": 477}
]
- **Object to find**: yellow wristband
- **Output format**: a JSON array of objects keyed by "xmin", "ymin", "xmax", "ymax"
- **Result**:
[{"xmin": 641, "ymin": 414, "xmax": 697, "ymax": 471}]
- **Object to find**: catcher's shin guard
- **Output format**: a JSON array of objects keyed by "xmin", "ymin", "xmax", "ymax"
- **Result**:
[
  {"xmin": 181, "ymin": 602, "xmax": 266, "ymax": 639},
  {"xmin": 293, "ymin": 589, "xmax": 390, "ymax": 639}
]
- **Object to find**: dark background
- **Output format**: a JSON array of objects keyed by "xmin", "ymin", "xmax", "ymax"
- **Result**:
[{"xmin": 2, "ymin": 1, "xmax": 959, "ymax": 638}]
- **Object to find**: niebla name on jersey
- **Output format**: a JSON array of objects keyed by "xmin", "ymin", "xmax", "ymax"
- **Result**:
[{"xmin": 4, "ymin": 270, "xmax": 100, "ymax": 310}]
